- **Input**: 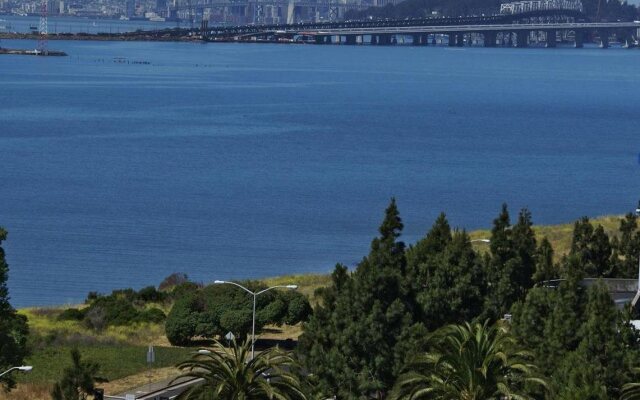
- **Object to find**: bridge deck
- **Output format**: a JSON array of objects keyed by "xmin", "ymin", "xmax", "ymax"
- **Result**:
[{"xmin": 303, "ymin": 22, "xmax": 640, "ymax": 35}]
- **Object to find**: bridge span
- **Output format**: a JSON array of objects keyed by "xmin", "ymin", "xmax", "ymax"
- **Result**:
[
  {"xmin": 200, "ymin": 20, "xmax": 639, "ymax": 48},
  {"xmin": 299, "ymin": 21, "xmax": 640, "ymax": 47}
]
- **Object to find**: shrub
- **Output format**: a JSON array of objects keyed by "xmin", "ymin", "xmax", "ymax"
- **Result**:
[
  {"xmin": 84, "ymin": 307, "xmax": 107, "ymax": 331},
  {"xmin": 159, "ymin": 272, "xmax": 190, "ymax": 292},
  {"xmin": 258, "ymin": 298, "xmax": 287, "ymax": 325},
  {"xmin": 165, "ymin": 295, "xmax": 199, "ymax": 346},
  {"xmin": 137, "ymin": 307, "xmax": 166, "ymax": 323},
  {"xmin": 284, "ymin": 293, "xmax": 313, "ymax": 325},
  {"xmin": 85, "ymin": 291, "xmax": 100, "ymax": 303},
  {"xmin": 137, "ymin": 286, "xmax": 166, "ymax": 303},
  {"xmin": 220, "ymin": 309, "xmax": 253, "ymax": 339},
  {"xmin": 172, "ymin": 282, "xmax": 202, "ymax": 300},
  {"xmin": 87, "ymin": 297, "xmax": 138, "ymax": 327},
  {"xmin": 57, "ymin": 308, "xmax": 85, "ymax": 321}
]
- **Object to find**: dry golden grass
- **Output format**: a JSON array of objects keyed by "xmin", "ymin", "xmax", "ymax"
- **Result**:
[
  {"xmin": 0, "ymin": 383, "xmax": 52, "ymax": 400},
  {"xmin": 261, "ymin": 274, "xmax": 331, "ymax": 305},
  {"xmin": 260, "ymin": 323, "xmax": 304, "ymax": 340},
  {"xmin": 468, "ymin": 214, "xmax": 623, "ymax": 261},
  {"xmin": 101, "ymin": 366, "xmax": 181, "ymax": 395}
]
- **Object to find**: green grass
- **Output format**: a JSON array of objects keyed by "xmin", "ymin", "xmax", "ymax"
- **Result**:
[{"xmin": 17, "ymin": 345, "xmax": 192, "ymax": 384}]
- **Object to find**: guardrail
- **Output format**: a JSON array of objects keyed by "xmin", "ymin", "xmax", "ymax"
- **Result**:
[{"xmin": 103, "ymin": 378, "xmax": 203, "ymax": 400}]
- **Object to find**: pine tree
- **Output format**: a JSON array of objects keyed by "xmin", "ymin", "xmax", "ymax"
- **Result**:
[
  {"xmin": 540, "ymin": 257, "xmax": 586, "ymax": 371},
  {"xmin": 511, "ymin": 286, "xmax": 556, "ymax": 359},
  {"xmin": 51, "ymin": 349, "xmax": 106, "ymax": 400},
  {"xmin": 483, "ymin": 204, "xmax": 536, "ymax": 320},
  {"xmin": 532, "ymin": 237, "xmax": 556, "ymax": 283},
  {"xmin": 575, "ymin": 280, "xmax": 629, "ymax": 397},
  {"xmin": 618, "ymin": 213, "xmax": 640, "ymax": 278},
  {"xmin": 414, "ymin": 229, "xmax": 484, "ymax": 330},
  {"xmin": 511, "ymin": 208, "xmax": 537, "ymax": 295},
  {"xmin": 569, "ymin": 218, "xmax": 614, "ymax": 278},
  {"xmin": 299, "ymin": 199, "xmax": 418, "ymax": 399},
  {"xmin": 0, "ymin": 228, "xmax": 29, "ymax": 392}
]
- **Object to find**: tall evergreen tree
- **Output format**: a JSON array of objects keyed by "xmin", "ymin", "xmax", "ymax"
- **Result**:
[
  {"xmin": 532, "ymin": 237, "xmax": 556, "ymax": 283},
  {"xmin": 618, "ymin": 213, "xmax": 640, "ymax": 278},
  {"xmin": 299, "ymin": 199, "xmax": 419, "ymax": 399},
  {"xmin": 414, "ymin": 229, "xmax": 484, "ymax": 330},
  {"xmin": 569, "ymin": 218, "xmax": 614, "ymax": 278},
  {"xmin": 540, "ymin": 257, "xmax": 586, "ymax": 371},
  {"xmin": 0, "ymin": 228, "xmax": 29, "ymax": 392},
  {"xmin": 483, "ymin": 204, "xmax": 536, "ymax": 320},
  {"xmin": 575, "ymin": 280, "xmax": 629, "ymax": 397},
  {"xmin": 511, "ymin": 286, "xmax": 556, "ymax": 360},
  {"xmin": 511, "ymin": 208, "xmax": 537, "ymax": 295}
]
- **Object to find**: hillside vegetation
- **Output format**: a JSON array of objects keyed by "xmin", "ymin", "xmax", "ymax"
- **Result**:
[{"xmin": 2, "ymin": 211, "xmax": 636, "ymax": 399}]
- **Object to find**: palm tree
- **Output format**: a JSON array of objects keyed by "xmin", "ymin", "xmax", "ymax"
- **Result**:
[
  {"xmin": 389, "ymin": 321, "xmax": 547, "ymax": 400},
  {"xmin": 174, "ymin": 339, "xmax": 307, "ymax": 400},
  {"xmin": 621, "ymin": 368, "xmax": 640, "ymax": 400}
]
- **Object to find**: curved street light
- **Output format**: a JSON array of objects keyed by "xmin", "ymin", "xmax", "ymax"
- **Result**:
[
  {"xmin": 214, "ymin": 280, "xmax": 298, "ymax": 359},
  {"xmin": 0, "ymin": 366, "xmax": 33, "ymax": 378}
]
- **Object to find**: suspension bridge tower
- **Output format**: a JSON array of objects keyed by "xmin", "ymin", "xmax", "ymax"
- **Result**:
[{"xmin": 37, "ymin": 0, "xmax": 48, "ymax": 55}]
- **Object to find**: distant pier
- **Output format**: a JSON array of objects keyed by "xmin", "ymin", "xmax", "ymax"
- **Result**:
[{"xmin": 0, "ymin": 48, "xmax": 67, "ymax": 56}]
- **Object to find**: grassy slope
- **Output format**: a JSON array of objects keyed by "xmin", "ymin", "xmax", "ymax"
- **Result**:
[
  {"xmin": 469, "ymin": 215, "xmax": 622, "ymax": 258},
  {"xmin": 18, "ymin": 346, "xmax": 191, "ymax": 384}
]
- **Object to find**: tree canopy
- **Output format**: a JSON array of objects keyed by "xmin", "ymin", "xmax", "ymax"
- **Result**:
[{"xmin": 0, "ymin": 228, "xmax": 29, "ymax": 392}]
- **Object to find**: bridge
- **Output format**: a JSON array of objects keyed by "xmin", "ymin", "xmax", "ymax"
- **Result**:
[
  {"xmin": 294, "ymin": 21, "xmax": 640, "ymax": 47},
  {"xmin": 131, "ymin": 0, "xmax": 640, "ymax": 48},
  {"xmin": 166, "ymin": 0, "xmax": 586, "ymax": 25}
]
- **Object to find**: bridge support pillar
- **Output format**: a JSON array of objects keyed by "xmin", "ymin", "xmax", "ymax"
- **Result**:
[
  {"xmin": 483, "ymin": 31, "xmax": 497, "ymax": 47},
  {"xmin": 545, "ymin": 30, "xmax": 556, "ymax": 47},
  {"xmin": 431, "ymin": 35, "xmax": 437, "ymax": 45},
  {"xmin": 422, "ymin": 35, "xmax": 429, "ymax": 45},
  {"xmin": 345, "ymin": 35, "xmax": 357, "ymax": 45},
  {"xmin": 448, "ymin": 33, "xmax": 456, "ymax": 46},
  {"xmin": 370, "ymin": 35, "xmax": 378, "ymax": 45},
  {"xmin": 505, "ymin": 32, "xmax": 513, "ymax": 47},
  {"xmin": 379, "ymin": 34, "xmax": 392, "ymax": 45},
  {"xmin": 314, "ymin": 35, "xmax": 325, "ymax": 44},
  {"xmin": 599, "ymin": 29, "xmax": 609, "ymax": 48},
  {"xmin": 456, "ymin": 33, "xmax": 464, "ymax": 46},
  {"xmin": 412, "ymin": 35, "xmax": 421, "ymax": 45},
  {"xmin": 574, "ymin": 30, "xmax": 584, "ymax": 48},
  {"xmin": 516, "ymin": 30, "xmax": 529, "ymax": 48}
]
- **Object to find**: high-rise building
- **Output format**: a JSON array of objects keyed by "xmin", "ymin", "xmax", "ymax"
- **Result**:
[
  {"xmin": 125, "ymin": 0, "xmax": 135, "ymax": 17},
  {"xmin": 155, "ymin": 0, "xmax": 167, "ymax": 16}
]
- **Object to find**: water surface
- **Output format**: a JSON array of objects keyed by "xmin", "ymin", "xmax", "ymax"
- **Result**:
[{"xmin": 1, "ymin": 40, "xmax": 639, "ymax": 306}]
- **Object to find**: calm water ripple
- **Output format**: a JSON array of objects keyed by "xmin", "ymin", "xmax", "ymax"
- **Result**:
[{"xmin": 1, "ymin": 39, "xmax": 639, "ymax": 306}]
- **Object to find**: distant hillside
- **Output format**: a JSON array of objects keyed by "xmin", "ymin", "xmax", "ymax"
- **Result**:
[{"xmin": 345, "ymin": 0, "xmax": 638, "ymax": 22}]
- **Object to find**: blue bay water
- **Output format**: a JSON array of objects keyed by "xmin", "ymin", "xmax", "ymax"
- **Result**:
[{"xmin": 1, "ymin": 39, "xmax": 639, "ymax": 307}]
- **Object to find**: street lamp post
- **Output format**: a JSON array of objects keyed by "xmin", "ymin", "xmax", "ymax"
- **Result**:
[
  {"xmin": 214, "ymin": 280, "xmax": 298, "ymax": 360},
  {"xmin": 0, "ymin": 366, "xmax": 33, "ymax": 378}
]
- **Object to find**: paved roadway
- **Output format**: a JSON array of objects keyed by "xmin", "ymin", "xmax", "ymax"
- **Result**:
[{"xmin": 105, "ymin": 377, "xmax": 202, "ymax": 400}]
